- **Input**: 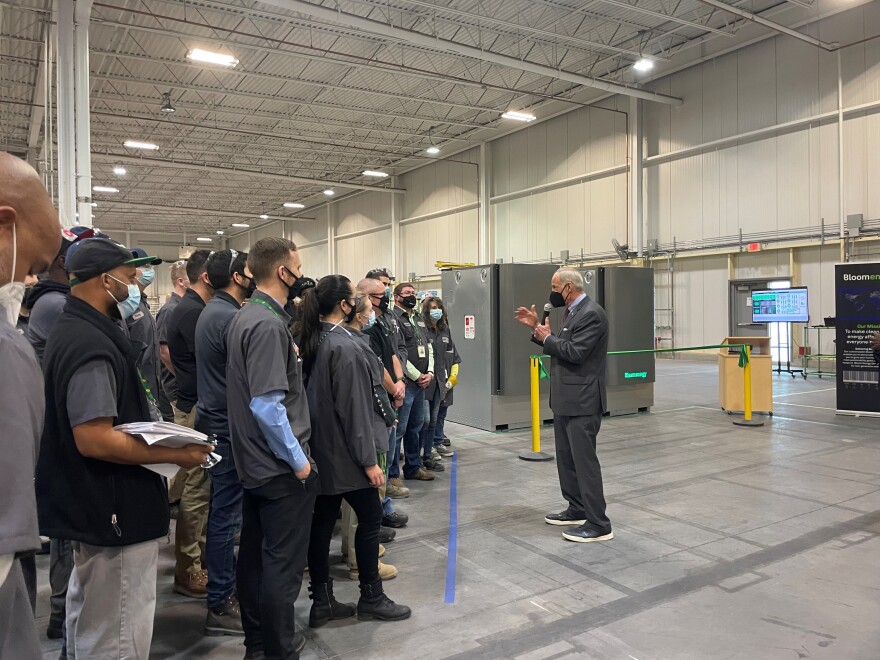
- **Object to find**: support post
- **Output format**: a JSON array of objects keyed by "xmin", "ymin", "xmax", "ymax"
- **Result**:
[
  {"xmin": 520, "ymin": 357, "xmax": 553, "ymax": 461},
  {"xmin": 56, "ymin": 0, "xmax": 76, "ymax": 227},
  {"xmin": 391, "ymin": 175, "xmax": 399, "ymax": 276},
  {"xmin": 479, "ymin": 142, "xmax": 491, "ymax": 264},
  {"xmin": 629, "ymin": 97, "xmax": 644, "ymax": 256},
  {"xmin": 74, "ymin": 0, "xmax": 94, "ymax": 227},
  {"xmin": 734, "ymin": 346, "xmax": 764, "ymax": 427}
]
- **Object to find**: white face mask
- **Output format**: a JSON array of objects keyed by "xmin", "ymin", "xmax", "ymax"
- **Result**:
[{"xmin": 0, "ymin": 223, "xmax": 26, "ymax": 327}]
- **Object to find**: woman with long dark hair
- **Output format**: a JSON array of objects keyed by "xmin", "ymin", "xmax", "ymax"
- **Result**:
[
  {"xmin": 419, "ymin": 296, "xmax": 461, "ymax": 467},
  {"xmin": 299, "ymin": 275, "xmax": 410, "ymax": 626}
]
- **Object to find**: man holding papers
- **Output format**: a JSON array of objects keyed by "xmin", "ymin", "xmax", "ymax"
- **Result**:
[{"xmin": 35, "ymin": 238, "xmax": 214, "ymax": 659}]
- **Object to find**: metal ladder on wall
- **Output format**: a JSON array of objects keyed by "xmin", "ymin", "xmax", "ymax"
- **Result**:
[{"xmin": 652, "ymin": 252, "xmax": 675, "ymax": 358}]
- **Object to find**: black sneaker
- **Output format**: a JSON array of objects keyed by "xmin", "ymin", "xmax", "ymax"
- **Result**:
[
  {"xmin": 205, "ymin": 595, "xmax": 245, "ymax": 636},
  {"xmin": 357, "ymin": 593, "xmax": 412, "ymax": 622},
  {"xmin": 382, "ymin": 511, "xmax": 408, "ymax": 528},
  {"xmin": 378, "ymin": 527, "xmax": 396, "ymax": 544},
  {"xmin": 442, "ymin": 436, "xmax": 451, "ymax": 447},
  {"xmin": 46, "ymin": 617, "xmax": 63, "ymax": 640},
  {"xmin": 423, "ymin": 458, "xmax": 445, "ymax": 472},
  {"xmin": 562, "ymin": 524, "xmax": 614, "ymax": 543},
  {"xmin": 544, "ymin": 507, "xmax": 587, "ymax": 526}
]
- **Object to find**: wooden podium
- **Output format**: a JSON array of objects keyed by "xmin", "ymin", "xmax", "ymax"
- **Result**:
[{"xmin": 718, "ymin": 337, "xmax": 773, "ymax": 414}]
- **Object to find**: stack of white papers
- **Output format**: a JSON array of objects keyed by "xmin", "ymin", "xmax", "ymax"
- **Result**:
[{"xmin": 114, "ymin": 421, "xmax": 222, "ymax": 479}]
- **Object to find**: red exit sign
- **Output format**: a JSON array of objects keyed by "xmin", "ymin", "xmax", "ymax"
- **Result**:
[{"xmin": 747, "ymin": 242, "xmax": 761, "ymax": 252}]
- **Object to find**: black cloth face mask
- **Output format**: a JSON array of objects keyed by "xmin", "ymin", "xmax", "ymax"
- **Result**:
[
  {"xmin": 549, "ymin": 283, "xmax": 570, "ymax": 308},
  {"xmin": 283, "ymin": 268, "xmax": 316, "ymax": 303},
  {"xmin": 377, "ymin": 295, "xmax": 390, "ymax": 313},
  {"xmin": 399, "ymin": 295, "xmax": 417, "ymax": 309}
]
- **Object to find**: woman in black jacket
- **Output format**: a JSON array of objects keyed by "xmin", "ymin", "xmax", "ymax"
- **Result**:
[
  {"xmin": 419, "ymin": 296, "xmax": 461, "ymax": 467},
  {"xmin": 299, "ymin": 275, "xmax": 410, "ymax": 626}
]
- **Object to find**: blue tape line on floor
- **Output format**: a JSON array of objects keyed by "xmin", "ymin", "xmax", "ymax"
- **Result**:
[{"xmin": 444, "ymin": 452, "xmax": 458, "ymax": 604}]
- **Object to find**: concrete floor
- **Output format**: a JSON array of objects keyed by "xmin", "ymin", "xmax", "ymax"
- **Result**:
[{"xmin": 36, "ymin": 360, "xmax": 880, "ymax": 659}]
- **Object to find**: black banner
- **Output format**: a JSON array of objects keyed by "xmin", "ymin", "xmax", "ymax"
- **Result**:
[{"xmin": 835, "ymin": 263, "xmax": 880, "ymax": 413}]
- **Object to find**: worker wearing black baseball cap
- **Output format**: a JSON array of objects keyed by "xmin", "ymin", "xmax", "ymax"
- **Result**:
[{"xmin": 36, "ymin": 237, "xmax": 213, "ymax": 658}]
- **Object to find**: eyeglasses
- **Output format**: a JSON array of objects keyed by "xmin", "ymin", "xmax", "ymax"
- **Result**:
[{"xmin": 208, "ymin": 249, "xmax": 242, "ymax": 279}]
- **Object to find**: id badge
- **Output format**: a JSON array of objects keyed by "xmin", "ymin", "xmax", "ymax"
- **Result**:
[{"xmin": 418, "ymin": 345, "xmax": 427, "ymax": 358}]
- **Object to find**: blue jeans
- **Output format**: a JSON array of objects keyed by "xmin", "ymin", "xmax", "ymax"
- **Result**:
[
  {"xmin": 206, "ymin": 440, "xmax": 243, "ymax": 609},
  {"xmin": 388, "ymin": 384, "xmax": 425, "ymax": 479},
  {"xmin": 435, "ymin": 403, "xmax": 449, "ymax": 447},
  {"xmin": 420, "ymin": 389, "xmax": 443, "ymax": 459}
]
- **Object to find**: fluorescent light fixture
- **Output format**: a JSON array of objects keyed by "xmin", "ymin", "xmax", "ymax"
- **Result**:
[
  {"xmin": 362, "ymin": 170, "xmax": 389, "ymax": 178},
  {"xmin": 283, "ymin": 202, "xmax": 305, "ymax": 209},
  {"xmin": 196, "ymin": 237, "xmax": 213, "ymax": 242},
  {"xmin": 501, "ymin": 110, "xmax": 536, "ymax": 122},
  {"xmin": 323, "ymin": 189, "xmax": 335, "ymax": 196},
  {"xmin": 426, "ymin": 146, "xmax": 440, "ymax": 155},
  {"xmin": 123, "ymin": 140, "xmax": 159, "ymax": 150},
  {"xmin": 91, "ymin": 202, "xmax": 98, "ymax": 207},
  {"xmin": 92, "ymin": 186, "xmax": 118, "ymax": 193},
  {"xmin": 231, "ymin": 223, "xmax": 250, "ymax": 228},
  {"xmin": 216, "ymin": 230, "xmax": 224, "ymax": 235},
  {"xmin": 633, "ymin": 58, "xmax": 654, "ymax": 72},
  {"xmin": 113, "ymin": 165, "xmax": 127, "ymax": 176},
  {"xmin": 260, "ymin": 214, "xmax": 269, "ymax": 220},
  {"xmin": 187, "ymin": 48, "xmax": 239, "ymax": 68}
]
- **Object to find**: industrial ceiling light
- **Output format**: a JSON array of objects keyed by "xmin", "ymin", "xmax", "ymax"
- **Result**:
[
  {"xmin": 160, "ymin": 91, "xmax": 176, "ymax": 113},
  {"xmin": 426, "ymin": 146, "xmax": 440, "ymax": 155},
  {"xmin": 187, "ymin": 48, "xmax": 239, "ymax": 68},
  {"xmin": 92, "ymin": 186, "xmax": 118, "ymax": 193},
  {"xmin": 283, "ymin": 202, "xmax": 305, "ymax": 209},
  {"xmin": 196, "ymin": 237, "xmax": 213, "ymax": 242},
  {"xmin": 260, "ymin": 214, "xmax": 269, "ymax": 220},
  {"xmin": 231, "ymin": 223, "xmax": 250, "ymax": 228},
  {"xmin": 501, "ymin": 110, "xmax": 536, "ymax": 122},
  {"xmin": 633, "ymin": 58, "xmax": 654, "ymax": 72},
  {"xmin": 91, "ymin": 202, "xmax": 98, "ymax": 207},
  {"xmin": 362, "ymin": 170, "xmax": 389, "ymax": 178},
  {"xmin": 123, "ymin": 140, "xmax": 159, "ymax": 150},
  {"xmin": 113, "ymin": 164, "xmax": 127, "ymax": 176},
  {"xmin": 216, "ymin": 230, "xmax": 224, "ymax": 235},
  {"xmin": 323, "ymin": 189, "xmax": 335, "ymax": 196}
]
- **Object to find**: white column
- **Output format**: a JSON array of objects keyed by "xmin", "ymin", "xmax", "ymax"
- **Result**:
[
  {"xmin": 391, "ymin": 175, "xmax": 399, "ymax": 276},
  {"xmin": 837, "ymin": 50, "xmax": 845, "ymax": 240},
  {"xmin": 326, "ymin": 204, "xmax": 335, "ymax": 273},
  {"xmin": 55, "ymin": 0, "xmax": 76, "ymax": 227},
  {"xmin": 479, "ymin": 142, "xmax": 491, "ymax": 264},
  {"xmin": 629, "ymin": 96, "xmax": 644, "ymax": 256},
  {"xmin": 74, "ymin": 0, "xmax": 94, "ymax": 226}
]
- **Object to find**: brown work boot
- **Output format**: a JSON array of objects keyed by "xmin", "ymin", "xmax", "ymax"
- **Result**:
[
  {"xmin": 405, "ymin": 468, "xmax": 435, "ymax": 481},
  {"xmin": 174, "ymin": 569, "xmax": 208, "ymax": 599},
  {"xmin": 344, "ymin": 544, "xmax": 385, "ymax": 561},
  {"xmin": 349, "ymin": 561, "xmax": 398, "ymax": 581},
  {"xmin": 386, "ymin": 480, "xmax": 410, "ymax": 499}
]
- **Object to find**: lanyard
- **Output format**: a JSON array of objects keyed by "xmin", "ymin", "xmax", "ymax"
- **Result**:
[
  {"xmin": 137, "ymin": 368, "xmax": 157, "ymax": 406},
  {"xmin": 405, "ymin": 310, "xmax": 423, "ymax": 343},
  {"xmin": 249, "ymin": 296, "xmax": 284, "ymax": 322}
]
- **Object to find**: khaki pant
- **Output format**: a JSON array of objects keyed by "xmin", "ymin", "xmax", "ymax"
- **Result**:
[
  {"xmin": 172, "ymin": 403, "xmax": 210, "ymax": 579},
  {"xmin": 341, "ymin": 453, "xmax": 387, "ymax": 570}
]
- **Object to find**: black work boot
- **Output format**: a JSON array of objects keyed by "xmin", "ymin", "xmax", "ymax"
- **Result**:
[
  {"xmin": 308, "ymin": 579, "xmax": 356, "ymax": 628},
  {"xmin": 357, "ymin": 580, "xmax": 412, "ymax": 622}
]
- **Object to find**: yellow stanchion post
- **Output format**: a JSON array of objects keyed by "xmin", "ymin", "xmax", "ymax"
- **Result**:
[
  {"xmin": 734, "ymin": 345, "xmax": 764, "ymax": 428},
  {"xmin": 520, "ymin": 357, "xmax": 554, "ymax": 461}
]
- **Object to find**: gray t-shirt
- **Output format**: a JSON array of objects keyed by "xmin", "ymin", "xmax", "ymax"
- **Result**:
[
  {"xmin": 68, "ymin": 359, "xmax": 160, "ymax": 425},
  {"xmin": 226, "ymin": 292, "xmax": 312, "ymax": 489},
  {"xmin": 27, "ymin": 290, "xmax": 67, "ymax": 363},
  {"xmin": 0, "ymin": 318, "xmax": 44, "ymax": 555}
]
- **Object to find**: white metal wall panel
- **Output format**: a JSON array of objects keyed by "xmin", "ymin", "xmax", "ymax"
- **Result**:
[
  {"xmin": 290, "ymin": 222, "xmax": 327, "ymax": 246},
  {"xmin": 527, "ymin": 121, "xmax": 548, "ymax": 188},
  {"xmin": 734, "ymin": 252, "xmax": 789, "ymax": 280},
  {"xmin": 335, "ymin": 229, "xmax": 391, "ymax": 284},
  {"xmin": 298, "ymin": 244, "xmax": 328, "ymax": 279},
  {"xmin": 402, "ymin": 149, "xmax": 478, "ymax": 219},
  {"xmin": 671, "ymin": 256, "xmax": 728, "ymax": 348},
  {"xmin": 669, "ymin": 156, "xmax": 702, "ymax": 240},
  {"xmin": 775, "ymin": 38, "xmax": 820, "ymax": 123},
  {"xmin": 701, "ymin": 151, "xmax": 721, "ymax": 240},
  {"xmin": 844, "ymin": 114, "xmax": 868, "ymax": 220},
  {"xmin": 567, "ymin": 110, "xmax": 589, "ymax": 177},
  {"xmin": 797, "ymin": 245, "xmax": 839, "ymax": 355},
  {"xmin": 737, "ymin": 40, "xmax": 778, "ymax": 134},
  {"xmin": 669, "ymin": 66, "xmax": 703, "ymax": 151},
  {"xmin": 334, "ymin": 193, "xmax": 391, "ymax": 236},
  {"xmin": 400, "ymin": 208, "xmax": 478, "ymax": 277},
  {"xmin": 776, "ymin": 132, "xmax": 811, "ymax": 232},
  {"xmin": 737, "ymin": 140, "xmax": 778, "ymax": 235},
  {"xmin": 866, "ymin": 113, "xmax": 880, "ymax": 219}
]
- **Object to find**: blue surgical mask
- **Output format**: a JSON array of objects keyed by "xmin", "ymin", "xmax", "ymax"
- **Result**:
[
  {"xmin": 137, "ymin": 267, "xmax": 155, "ymax": 288},
  {"xmin": 385, "ymin": 285, "xmax": 392, "ymax": 299},
  {"xmin": 364, "ymin": 310, "xmax": 377, "ymax": 329},
  {"xmin": 107, "ymin": 275, "xmax": 141, "ymax": 319},
  {"xmin": 429, "ymin": 308, "xmax": 443, "ymax": 322}
]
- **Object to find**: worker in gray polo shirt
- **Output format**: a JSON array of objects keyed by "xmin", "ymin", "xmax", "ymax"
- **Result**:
[{"xmin": 226, "ymin": 237, "xmax": 317, "ymax": 659}]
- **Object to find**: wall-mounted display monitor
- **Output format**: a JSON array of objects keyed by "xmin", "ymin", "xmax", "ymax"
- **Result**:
[{"xmin": 752, "ymin": 287, "xmax": 809, "ymax": 323}]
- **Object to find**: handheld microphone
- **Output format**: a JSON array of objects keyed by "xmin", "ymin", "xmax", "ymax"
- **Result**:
[{"xmin": 542, "ymin": 303, "xmax": 553, "ymax": 324}]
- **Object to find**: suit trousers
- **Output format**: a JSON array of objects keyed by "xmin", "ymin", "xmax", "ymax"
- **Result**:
[
  {"xmin": 553, "ymin": 412, "xmax": 611, "ymax": 533},
  {"xmin": 172, "ymin": 403, "xmax": 210, "ymax": 579}
]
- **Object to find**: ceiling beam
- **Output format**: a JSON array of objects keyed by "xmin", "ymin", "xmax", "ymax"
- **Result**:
[
  {"xmin": 95, "ymin": 200, "xmax": 316, "ymax": 222},
  {"xmin": 694, "ymin": 0, "xmax": 837, "ymax": 50},
  {"xmin": 259, "ymin": 0, "xmax": 683, "ymax": 105},
  {"xmin": 91, "ymin": 72, "xmax": 489, "ymax": 129},
  {"xmin": 91, "ymin": 153, "xmax": 406, "ymax": 193},
  {"xmin": 91, "ymin": 50, "xmax": 499, "ymax": 114},
  {"xmin": 586, "ymin": 0, "xmax": 734, "ymax": 37}
]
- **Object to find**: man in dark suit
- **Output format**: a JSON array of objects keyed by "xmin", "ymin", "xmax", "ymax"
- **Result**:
[{"xmin": 515, "ymin": 268, "xmax": 613, "ymax": 543}]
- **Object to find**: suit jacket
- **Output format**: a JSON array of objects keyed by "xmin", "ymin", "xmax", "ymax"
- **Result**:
[{"xmin": 540, "ymin": 296, "xmax": 609, "ymax": 417}]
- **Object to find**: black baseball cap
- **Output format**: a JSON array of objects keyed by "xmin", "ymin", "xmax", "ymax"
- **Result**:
[
  {"xmin": 67, "ymin": 238, "xmax": 160, "ymax": 285},
  {"xmin": 58, "ymin": 225, "xmax": 110, "ymax": 258},
  {"xmin": 130, "ymin": 247, "xmax": 162, "ymax": 265}
]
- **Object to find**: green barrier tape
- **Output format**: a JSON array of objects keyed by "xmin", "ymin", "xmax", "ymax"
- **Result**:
[{"xmin": 531, "ymin": 344, "xmax": 748, "ymax": 380}]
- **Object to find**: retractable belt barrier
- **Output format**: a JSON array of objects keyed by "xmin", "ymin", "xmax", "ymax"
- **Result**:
[{"xmin": 521, "ymin": 344, "xmax": 760, "ymax": 462}]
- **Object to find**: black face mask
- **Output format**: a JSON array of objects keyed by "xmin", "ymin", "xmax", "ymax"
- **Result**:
[
  {"xmin": 240, "ymin": 275, "xmax": 256, "ymax": 298},
  {"xmin": 282, "ymin": 268, "xmax": 315, "ymax": 303},
  {"xmin": 378, "ymin": 295, "xmax": 390, "ymax": 313},
  {"xmin": 399, "ymin": 295, "xmax": 417, "ymax": 309},
  {"xmin": 342, "ymin": 299, "xmax": 358, "ymax": 323},
  {"xmin": 549, "ymin": 284, "xmax": 569, "ymax": 308}
]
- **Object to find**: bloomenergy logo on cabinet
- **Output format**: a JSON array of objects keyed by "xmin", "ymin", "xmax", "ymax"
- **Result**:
[{"xmin": 835, "ymin": 262, "xmax": 880, "ymax": 415}]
